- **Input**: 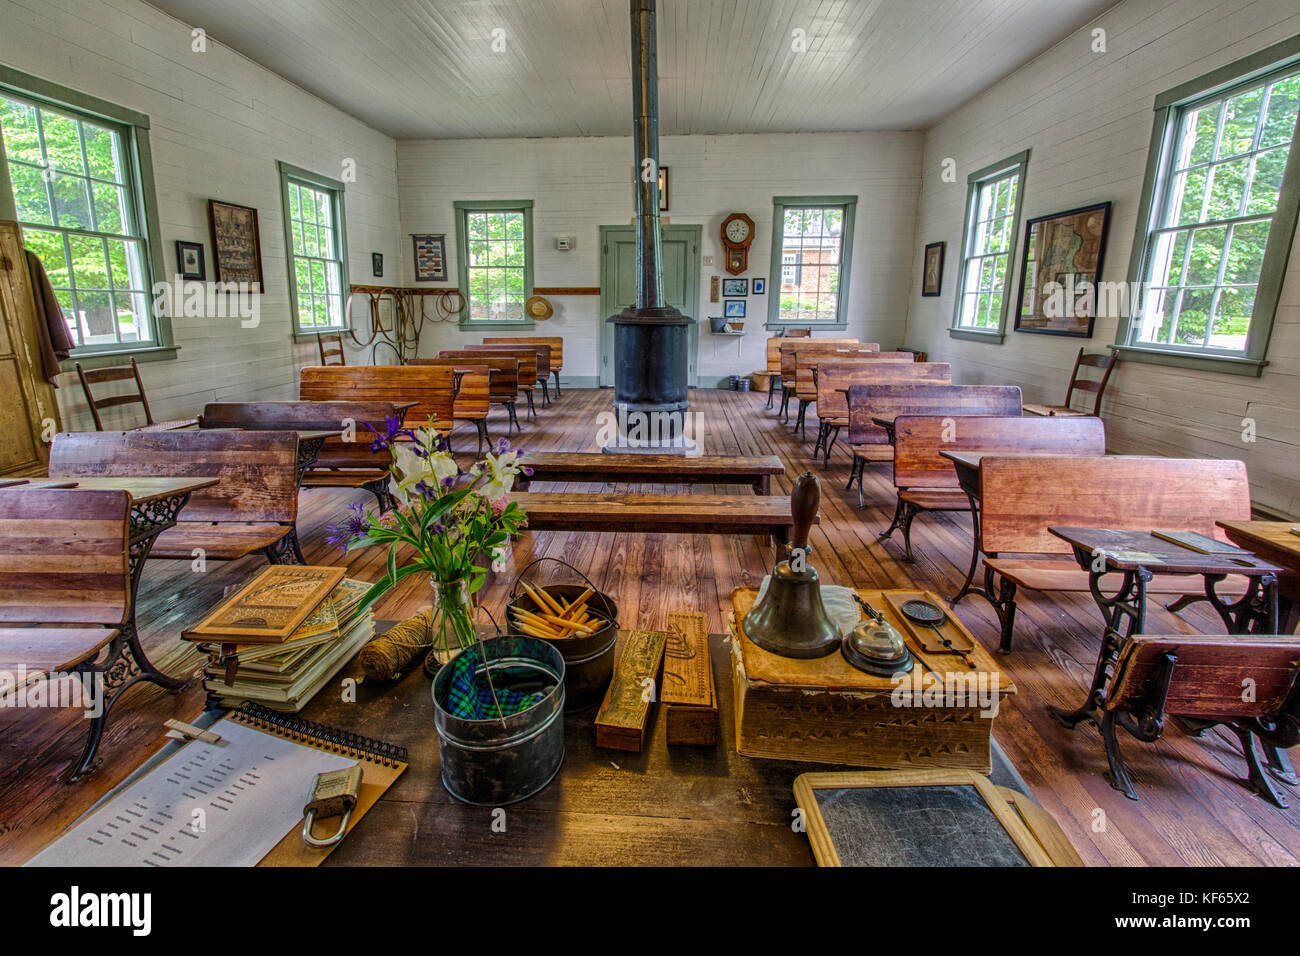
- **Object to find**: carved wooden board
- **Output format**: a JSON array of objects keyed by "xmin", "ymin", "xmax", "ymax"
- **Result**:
[{"xmin": 594, "ymin": 629, "xmax": 667, "ymax": 752}]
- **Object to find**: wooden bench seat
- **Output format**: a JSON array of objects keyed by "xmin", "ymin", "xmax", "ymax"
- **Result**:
[
  {"xmin": 49, "ymin": 429, "xmax": 304, "ymax": 565},
  {"xmin": 0, "ymin": 627, "xmax": 120, "ymax": 681},
  {"xmin": 513, "ymin": 492, "xmax": 813, "ymax": 542},
  {"xmin": 516, "ymin": 452, "xmax": 784, "ymax": 495}
]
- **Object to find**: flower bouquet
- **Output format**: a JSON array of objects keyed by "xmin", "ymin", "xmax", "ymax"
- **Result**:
[{"xmin": 328, "ymin": 416, "xmax": 530, "ymax": 670}]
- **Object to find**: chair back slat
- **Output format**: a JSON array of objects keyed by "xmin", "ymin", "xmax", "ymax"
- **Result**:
[
  {"xmin": 892, "ymin": 414, "xmax": 1104, "ymax": 490},
  {"xmin": 76, "ymin": 357, "xmax": 154, "ymax": 430},
  {"xmin": 316, "ymin": 332, "xmax": 346, "ymax": 366},
  {"xmin": 0, "ymin": 488, "xmax": 132, "ymax": 627},
  {"xmin": 978, "ymin": 456, "xmax": 1250, "ymax": 555},
  {"xmin": 1061, "ymin": 347, "xmax": 1120, "ymax": 415},
  {"xmin": 49, "ymin": 430, "xmax": 301, "ymax": 524},
  {"xmin": 300, "ymin": 365, "xmax": 456, "ymax": 432}
]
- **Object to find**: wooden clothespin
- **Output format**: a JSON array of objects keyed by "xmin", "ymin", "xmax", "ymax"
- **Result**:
[{"xmin": 164, "ymin": 718, "xmax": 222, "ymax": 744}]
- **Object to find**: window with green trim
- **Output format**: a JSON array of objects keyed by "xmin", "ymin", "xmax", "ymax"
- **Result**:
[
  {"xmin": 952, "ymin": 153, "xmax": 1029, "ymax": 338},
  {"xmin": 1128, "ymin": 67, "xmax": 1300, "ymax": 354},
  {"xmin": 0, "ymin": 92, "xmax": 156, "ymax": 351},
  {"xmin": 455, "ymin": 201, "xmax": 533, "ymax": 326},
  {"xmin": 766, "ymin": 195, "xmax": 856, "ymax": 329},
  {"xmin": 280, "ymin": 163, "xmax": 348, "ymax": 333}
]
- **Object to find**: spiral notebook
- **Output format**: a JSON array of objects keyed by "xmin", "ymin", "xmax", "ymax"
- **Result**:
[{"xmin": 26, "ymin": 705, "xmax": 406, "ymax": 868}]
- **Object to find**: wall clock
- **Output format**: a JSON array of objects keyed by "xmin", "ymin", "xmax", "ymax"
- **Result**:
[{"xmin": 720, "ymin": 213, "xmax": 755, "ymax": 275}]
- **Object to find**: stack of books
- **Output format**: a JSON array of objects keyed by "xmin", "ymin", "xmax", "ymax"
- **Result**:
[{"xmin": 184, "ymin": 566, "xmax": 376, "ymax": 712}]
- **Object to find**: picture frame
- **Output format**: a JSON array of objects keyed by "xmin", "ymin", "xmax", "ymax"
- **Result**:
[
  {"xmin": 207, "ymin": 200, "xmax": 263, "ymax": 291},
  {"xmin": 921, "ymin": 241, "xmax": 945, "ymax": 297},
  {"xmin": 175, "ymin": 240, "xmax": 205, "ymax": 281},
  {"xmin": 412, "ymin": 234, "xmax": 448, "ymax": 282},
  {"xmin": 658, "ymin": 165, "xmax": 669, "ymax": 212},
  {"xmin": 724, "ymin": 299, "xmax": 746, "ymax": 319},
  {"xmin": 722, "ymin": 278, "xmax": 748, "ymax": 297},
  {"xmin": 752, "ymin": 278, "xmax": 766, "ymax": 294},
  {"xmin": 710, "ymin": 275, "xmax": 720, "ymax": 302},
  {"xmin": 1014, "ymin": 201, "xmax": 1113, "ymax": 338},
  {"xmin": 372, "ymin": 252, "xmax": 384, "ymax": 278}
]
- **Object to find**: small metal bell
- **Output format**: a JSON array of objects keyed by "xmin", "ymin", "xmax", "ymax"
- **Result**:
[{"xmin": 842, "ymin": 615, "xmax": 914, "ymax": 677}]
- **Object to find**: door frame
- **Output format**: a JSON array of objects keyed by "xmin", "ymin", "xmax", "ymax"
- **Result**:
[{"xmin": 598, "ymin": 224, "xmax": 701, "ymax": 387}]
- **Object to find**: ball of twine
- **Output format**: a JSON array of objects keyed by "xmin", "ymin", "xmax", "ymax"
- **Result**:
[{"xmin": 358, "ymin": 606, "xmax": 433, "ymax": 680}]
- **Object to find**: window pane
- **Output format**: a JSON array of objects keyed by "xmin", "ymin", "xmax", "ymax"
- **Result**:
[
  {"xmin": 1246, "ymin": 145, "xmax": 1289, "ymax": 215},
  {"xmin": 91, "ymin": 180, "xmax": 126, "ymax": 235},
  {"xmin": 1185, "ymin": 226, "xmax": 1227, "ymax": 285},
  {"xmin": 0, "ymin": 97, "xmax": 43, "ymax": 164},
  {"xmin": 24, "ymin": 229, "xmax": 70, "ymax": 287},
  {"xmin": 69, "ymin": 234, "xmax": 109, "ymax": 290},
  {"xmin": 1203, "ymin": 158, "xmax": 1248, "ymax": 219},
  {"xmin": 50, "ymin": 171, "xmax": 91, "ymax": 230},
  {"xmin": 9, "ymin": 162, "xmax": 52, "ymax": 223},
  {"xmin": 1224, "ymin": 220, "xmax": 1270, "ymax": 285},
  {"xmin": 41, "ymin": 111, "xmax": 85, "ymax": 175},
  {"xmin": 1261, "ymin": 75, "xmax": 1300, "ymax": 149},
  {"xmin": 81, "ymin": 122, "xmax": 122, "ymax": 182},
  {"xmin": 76, "ymin": 289, "xmax": 115, "ymax": 345},
  {"xmin": 1219, "ymin": 87, "xmax": 1264, "ymax": 157},
  {"xmin": 1179, "ymin": 103, "xmax": 1219, "ymax": 167}
]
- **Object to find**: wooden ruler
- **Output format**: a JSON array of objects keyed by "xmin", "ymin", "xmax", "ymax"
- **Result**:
[
  {"xmin": 662, "ymin": 611, "xmax": 713, "ymax": 707},
  {"xmin": 595, "ymin": 629, "xmax": 668, "ymax": 752}
]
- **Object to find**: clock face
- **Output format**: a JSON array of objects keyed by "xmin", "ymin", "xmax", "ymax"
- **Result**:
[{"xmin": 725, "ymin": 217, "xmax": 751, "ymax": 244}]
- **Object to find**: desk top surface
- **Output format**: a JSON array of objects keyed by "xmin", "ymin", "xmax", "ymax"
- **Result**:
[
  {"xmin": 1048, "ymin": 526, "xmax": 1282, "ymax": 575},
  {"xmin": 7, "ymin": 476, "xmax": 219, "ymax": 502}
]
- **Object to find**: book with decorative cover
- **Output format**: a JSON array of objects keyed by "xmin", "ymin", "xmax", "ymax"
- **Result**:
[
  {"xmin": 183, "ymin": 566, "xmax": 346, "ymax": 644},
  {"xmin": 1151, "ymin": 529, "xmax": 1250, "ymax": 555}
]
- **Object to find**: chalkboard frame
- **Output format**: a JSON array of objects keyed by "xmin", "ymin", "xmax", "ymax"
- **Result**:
[{"xmin": 793, "ymin": 769, "xmax": 1058, "ymax": 867}]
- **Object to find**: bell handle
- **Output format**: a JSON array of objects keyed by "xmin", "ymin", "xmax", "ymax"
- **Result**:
[{"xmin": 789, "ymin": 471, "xmax": 819, "ymax": 553}]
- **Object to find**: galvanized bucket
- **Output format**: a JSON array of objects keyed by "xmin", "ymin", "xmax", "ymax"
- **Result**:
[
  {"xmin": 431, "ymin": 636, "xmax": 566, "ymax": 806},
  {"xmin": 506, "ymin": 558, "xmax": 619, "ymax": 711}
]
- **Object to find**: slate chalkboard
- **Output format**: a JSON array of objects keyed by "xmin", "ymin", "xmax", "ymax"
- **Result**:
[{"xmin": 812, "ymin": 783, "xmax": 1031, "ymax": 867}]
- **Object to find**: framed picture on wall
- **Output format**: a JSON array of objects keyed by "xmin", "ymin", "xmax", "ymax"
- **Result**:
[
  {"xmin": 372, "ymin": 252, "xmax": 384, "ymax": 277},
  {"xmin": 1013, "ymin": 201, "xmax": 1112, "ymax": 337},
  {"xmin": 724, "ymin": 299, "xmax": 746, "ymax": 319},
  {"xmin": 921, "ymin": 241, "xmax": 944, "ymax": 297},
  {"xmin": 722, "ymin": 278, "xmax": 748, "ymax": 297},
  {"xmin": 752, "ymin": 278, "xmax": 766, "ymax": 294},
  {"xmin": 207, "ymin": 199, "xmax": 263, "ymax": 291},
  {"xmin": 175, "ymin": 240, "xmax": 205, "ymax": 281},
  {"xmin": 412, "ymin": 234, "xmax": 448, "ymax": 282}
]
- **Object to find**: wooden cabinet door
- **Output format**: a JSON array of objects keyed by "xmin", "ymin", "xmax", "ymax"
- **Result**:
[{"xmin": 0, "ymin": 221, "xmax": 59, "ymax": 476}]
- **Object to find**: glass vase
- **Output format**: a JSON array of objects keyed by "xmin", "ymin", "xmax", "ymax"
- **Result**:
[{"xmin": 426, "ymin": 576, "xmax": 478, "ymax": 672}]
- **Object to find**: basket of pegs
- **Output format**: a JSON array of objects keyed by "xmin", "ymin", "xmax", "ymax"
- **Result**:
[{"xmin": 506, "ymin": 558, "xmax": 620, "ymax": 710}]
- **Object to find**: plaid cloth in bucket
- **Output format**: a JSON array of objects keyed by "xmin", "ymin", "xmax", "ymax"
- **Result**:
[{"xmin": 445, "ymin": 647, "xmax": 546, "ymax": 720}]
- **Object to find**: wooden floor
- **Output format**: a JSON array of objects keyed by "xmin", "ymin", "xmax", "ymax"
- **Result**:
[{"xmin": 2, "ymin": 387, "xmax": 1298, "ymax": 866}]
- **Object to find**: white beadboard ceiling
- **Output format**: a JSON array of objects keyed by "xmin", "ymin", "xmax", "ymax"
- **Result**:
[{"xmin": 143, "ymin": 0, "xmax": 1121, "ymax": 139}]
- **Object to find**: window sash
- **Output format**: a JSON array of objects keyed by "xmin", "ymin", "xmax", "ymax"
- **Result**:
[
  {"xmin": 766, "ymin": 196, "xmax": 856, "ymax": 328},
  {"xmin": 954, "ymin": 170, "xmax": 1020, "ymax": 332},
  {"xmin": 454, "ymin": 201, "xmax": 534, "ymax": 328},
  {"xmin": 279, "ymin": 164, "xmax": 349, "ymax": 334}
]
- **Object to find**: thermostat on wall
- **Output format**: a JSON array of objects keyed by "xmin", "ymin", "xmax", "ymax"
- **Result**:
[{"xmin": 555, "ymin": 236, "xmax": 574, "ymax": 251}]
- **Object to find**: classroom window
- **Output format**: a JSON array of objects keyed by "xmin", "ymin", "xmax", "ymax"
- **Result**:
[
  {"xmin": 951, "ymin": 152, "xmax": 1029, "ymax": 341},
  {"xmin": 454, "ymin": 200, "xmax": 534, "ymax": 328},
  {"xmin": 279, "ymin": 163, "xmax": 349, "ymax": 333},
  {"xmin": 767, "ymin": 196, "xmax": 856, "ymax": 329},
  {"xmin": 1122, "ymin": 58, "xmax": 1300, "ymax": 371},
  {"xmin": 0, "ymin": 90, "xmax": 159, "ymax": 352}
]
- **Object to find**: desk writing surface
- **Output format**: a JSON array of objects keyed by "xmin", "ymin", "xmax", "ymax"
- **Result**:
[{"xmin": 29, "ymin": 476, "xmax": 219, "ymax": 502}]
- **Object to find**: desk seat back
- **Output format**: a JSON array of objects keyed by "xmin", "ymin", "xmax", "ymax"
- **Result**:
[
  {"xmin": 461, "ymin": 346, "xmax": 538, "ymax": 387},
  {"xmin": 200, "ymin": 400, "xmax": 403, "ymax": 470},
  {"xmin": 484, "ymin": 336, "xmax": 563, "ymax": 371},
  {"xmin": 778, "ymin": 339, "xmax": 867, "ymax": 380},
  {"xmin": 819, "ymin": 363, "xmax": 950, "ymax": 419},
  {"xmin": 300, "ymin": 365, "xmax": 455, "ymax": 432},
  {"xmin": 425, "ymin": 353, "xmax": 520, "ymax": 400},
  {"xmin": 845, "ymin": 371, "xmax": 971, "ymax": 443},
  {"xmin": 892, "ymin": 415, "xmax": 1104, "ymax": 490},
  {"xmin": 403, "ymin": 361, "xmax": 489, "ymax": 420},
  {"xmin": 49, "ymin": 430, "xmax": 301, "ymax": 524},
  {"xmin": 0, "ymin": 488, "xmax": 131, "ymax": 627},
  {"xmin": 978, "ymin": 456, "xmax": 1250, "ymax": 555},
  {"xmin": 796, "ymin": 351, "xmax": 911, "ymax": 397},
  {"xmin": 1110, "ymin": 634, "xmax": 1300, "ymax": 720}
]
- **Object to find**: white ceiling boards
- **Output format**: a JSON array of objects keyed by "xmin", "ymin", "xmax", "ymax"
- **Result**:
[{"xmin": 142, "ymin": 0, "xmax": 1121, "ymax": 139}]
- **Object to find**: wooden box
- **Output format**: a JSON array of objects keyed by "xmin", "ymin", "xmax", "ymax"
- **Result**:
[
  {"xmin": 729, "ymin": 587, "xmax": 1014, "ymax": 771},
  {"xmin": 663, "ymin": 612, "xmax": 718, "ymax": 746}
]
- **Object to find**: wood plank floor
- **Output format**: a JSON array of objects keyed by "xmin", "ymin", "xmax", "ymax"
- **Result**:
[{"xmin": 2, "ymin": 387, "xmax": 1297, "ymax": 866}]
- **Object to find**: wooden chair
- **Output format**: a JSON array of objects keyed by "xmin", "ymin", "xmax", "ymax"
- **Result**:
[
  {"xmin": 50, "ymin": 429, "xmax": 305, "ymax": 564},
  {"xmin": 199, "ymin": 400, "xmax": 407, "ymax": 511},
  {"xmin": 427, "ymin": 352, "xmax": 522, "ymax": 435},
  {"xmin": 1062, "ymin": 632, "xmax": 1300, "ymax": 806},
  {"xmin": 75, "ymin": 357, "xmax": 198, "ymax": 432},
  {"xmin": 976, "ymin": 456, "xmax": 1252, "ymax": 652},
  {"xmin": 882, "ymin": 415, "xmax": 1104, "ymax": 574},
  {"xmin": 484, "ymin": 336, "xmax": 564, "ymax": 398},
  {"xmin": 1023, "ymin": 347, "xmax": 1119, "ymax": 417},
  {"xmin": 316, "ymin": 331, "xmax": 346, "ymax": 366},
  {"xmin": 0, "ymin": 487, "xmax": 149, "ymax": 781}
]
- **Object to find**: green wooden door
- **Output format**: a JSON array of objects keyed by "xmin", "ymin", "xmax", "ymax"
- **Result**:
[{"xmin": 599, "ymin": 225, "xmax": 701, "ymax": 387}]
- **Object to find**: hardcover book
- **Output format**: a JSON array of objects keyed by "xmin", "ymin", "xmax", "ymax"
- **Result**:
[{"xmin": 182, "ymin": 566, "xmax": 346, "ymax": 644}]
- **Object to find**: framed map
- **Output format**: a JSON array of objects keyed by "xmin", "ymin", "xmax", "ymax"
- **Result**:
[
  {"xmin": 1014, "ymin": 202, "xmax": 1112, "ymax": 337},
  {"xmin": 207, "ymin": 199, "xmax": 264, "ymax": 291}
]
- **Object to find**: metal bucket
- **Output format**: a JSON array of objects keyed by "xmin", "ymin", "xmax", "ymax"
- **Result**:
[
  {"xmin": 507, "ymin": 582, "xmax": 619, "ymax": 711},
  {"xmin": 431, "ymin": 636, "xmax": 566, "ymax": 806}
]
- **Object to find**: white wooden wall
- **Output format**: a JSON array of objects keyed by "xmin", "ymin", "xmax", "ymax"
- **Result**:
[
  {"xmin": 396, "ymin": 130, "xmax": 923, "ymax": 384},
  {"xmin": 0, "ymin": 0, "xmax": 401, "ymax": 429},
  {"xmin": 903, "ymin": 0, "xmax": 1300, "ymax": 515}
]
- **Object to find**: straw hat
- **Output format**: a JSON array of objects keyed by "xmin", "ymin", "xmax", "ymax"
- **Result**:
[{"xmin": 525, "ymin": 295, "xmax": 554, "ymax": 320}]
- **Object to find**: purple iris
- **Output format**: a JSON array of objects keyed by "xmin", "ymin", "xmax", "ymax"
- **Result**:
[
  {"xmin": 363, "ymin": 415, "xmax": 415, "ymax": 453},
  {"xmin": 324, "ymin": 501, "xmax": 369, "ymax": 551},
  {"xmin": 522, "ymin": 466, "xmax": 534, "ymax": 477},
  {"xmin": 495, "ymin": 437, "xmax": 511, "ymax": 455}
]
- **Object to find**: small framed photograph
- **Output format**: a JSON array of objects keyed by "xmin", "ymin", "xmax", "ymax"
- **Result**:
[
  {"xmin": 752, "ymin": 278, "xmax": 766, "ymax": 294},
  {"xmin": 175, "ymin": 240, "xmax": 205, "ymax": 281},
  {"xmin": 724, "ymin": 299, "xmax": 746, "ymax": 319},
  {"xmin": 372, "ymin": 252, "xmax": 384, "ymax": 277},
  {"xmin": 710, "ymin": 275, "xmax": 720, "ymax": 302},
  {"xmin": 722, "ymin": 278, "xmax": 748, "ymax": 297},
  {"xmin": 412, "ymin": 234, "xmax": 448, "ymax": 282},
  {"xmin": 922, "ymin": 241, "xmax": 945, "ymax": 297}
]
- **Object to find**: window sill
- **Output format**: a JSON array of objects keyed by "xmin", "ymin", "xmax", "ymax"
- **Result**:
[
  {"xmin": 948, "ymin": 327, "xmax": 1005, "ymax": 344},
  {"xmin": 458, "ymin": 319, "xmax": 536, "ymax": 332},
  {"xmin": 292, "ymin": 328, "xmax": 349, "ymax": 344},
  {"xmin": 765, "ymin": 322, "xmax": 848, "ymax": 332},
  {"xmin": 1112, "ymin": 344, "xmax": 1268, "ymax": 377},
  {"xmin": 59, "ymin": 346, "xmax": 180, "ymax": 372}
]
